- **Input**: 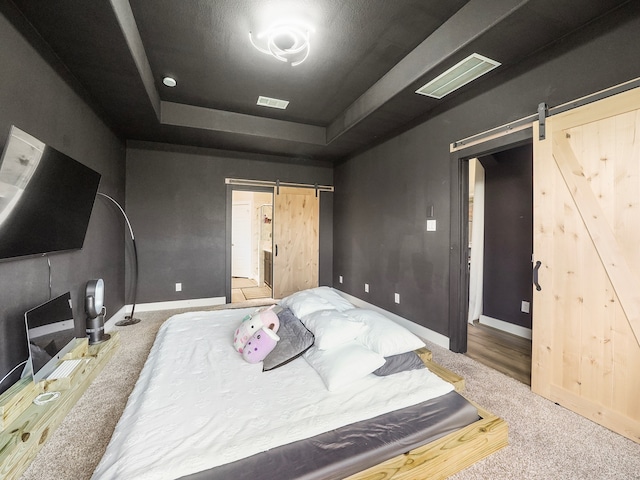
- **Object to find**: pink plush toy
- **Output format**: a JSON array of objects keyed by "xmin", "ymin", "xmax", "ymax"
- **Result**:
[
  {"xmin": 242, "ymin": 327, "xmax": 280, "ymax": 363},
  {"xmin": 233, "ymin": 306, "xmax": 280, "ymax": 353}
]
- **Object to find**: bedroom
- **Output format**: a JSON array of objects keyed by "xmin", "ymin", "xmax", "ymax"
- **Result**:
[{"xmin": 1, "ymin": 0, "xmax": 640, "ymax": 478}]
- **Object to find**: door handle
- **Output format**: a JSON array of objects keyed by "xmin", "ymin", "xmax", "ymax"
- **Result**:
[
  {"xmin": 533, "ymin": 260, "xmax": 542, "ymax": 291},
  {"xmin": 275, "ymin": 244, "xmax": 278, "ymax": 257}
]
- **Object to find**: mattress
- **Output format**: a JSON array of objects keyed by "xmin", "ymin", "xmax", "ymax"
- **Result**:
[
  {"xmin": 92, "ymin": 307, "xmax": 458, "ymax": 480},
  {"xmin": 178, "ymin": 390, "xmax": 479, "ymax": 480}
]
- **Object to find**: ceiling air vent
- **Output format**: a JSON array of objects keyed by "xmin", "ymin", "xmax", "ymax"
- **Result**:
[
  {"xmin": 415, "ymin": 53, "xmax": 501, "ymax": 99},
  {"xmin": 257, "ymin": 96, "xmax": 289, "ymax": 109}
]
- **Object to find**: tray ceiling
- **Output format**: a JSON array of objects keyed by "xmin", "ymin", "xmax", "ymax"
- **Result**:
[{"xmin": 2, "ymin": 0, "xmax": 632, "ymax": 163}]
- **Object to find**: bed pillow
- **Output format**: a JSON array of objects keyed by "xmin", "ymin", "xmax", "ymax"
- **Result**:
[
  {"xmin": 263, "ymin": 308, "xmax": 315, "ymax": 371},
  {"xmin": 373, "ymin": 351, "xmax": 426, "ymax": 376},
  {"xmin": 308, "ymin": 286, "xmax": 355, "ymax": 311},
  {"xmin": 344, "ymin": 308, "xmax": 425, "ymax": 357},
  {"xmin": 300, "ymin": 309, "xmax": 367, "ymax": 350},
  {"xmin": 304, "ymin": 342, "xmax": 386, "ymax": 391},
  {"xmin": 280, "ymin": 290, "xmax": 335, "ymax": 318}
]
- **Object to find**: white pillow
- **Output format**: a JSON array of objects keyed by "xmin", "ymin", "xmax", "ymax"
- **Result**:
[
  {"xmin": 280, "ymin": 290, "xmax": 334, "ymax": 318},
  {"xmin": 304, "ymin": 342, "xmax": 386, "ymax": 391},
  {"xmin": 300, "ymin": 309, "xmax": 366, "ymax": 350},
  {"xmin": 308, "ymin": 287, "xmax": 355, "ymax": 311},
  {"xmin": 345, "ymin": 308, "xmax": 425, "ymax": 357}
]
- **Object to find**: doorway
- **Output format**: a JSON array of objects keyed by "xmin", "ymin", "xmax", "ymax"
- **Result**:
[
  {"xmin": 465, "ymin": 146, "xmax": 534, "ymax": 384},
  {"xmin": 226, "ymin": 181, "xmax": 327, "ymax": 304},
  {"xmin": 449, "ymin": 127, "xmax": 533, "ymax": 353},
  {"xmin": 230, "ymin": 189, "xmax": 273, "ymax": 303}
]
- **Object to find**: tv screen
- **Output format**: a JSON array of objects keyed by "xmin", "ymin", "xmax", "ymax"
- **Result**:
[
  {"xmin": 23, "ymin": 292, "xmax": 77, "ymax": 382},
  {"xmin": 0, "ymin": 126, "xmax": 101, "ymax": 261}
]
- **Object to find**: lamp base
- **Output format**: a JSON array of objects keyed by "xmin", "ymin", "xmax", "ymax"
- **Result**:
[
  {"xmin": 89, "ymin": 333, "xmax": 111, "ymax": 345},
  {"xmin": 116, "ymin": 316, "xmax": 141, "ymax": 327}
]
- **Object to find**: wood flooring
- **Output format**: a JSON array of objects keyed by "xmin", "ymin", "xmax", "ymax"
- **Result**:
[
  {"xmin": 466, "ymin": 322, "xmax": 532, "ymax": 385},
  {"xmin": 231, "ymin": 277, "xmax": 273, "ymax": 303}
]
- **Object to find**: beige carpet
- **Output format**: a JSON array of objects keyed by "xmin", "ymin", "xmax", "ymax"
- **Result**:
[{"xmin": 20, "ymin": 303, "xmax": 640, "ymax": 480}]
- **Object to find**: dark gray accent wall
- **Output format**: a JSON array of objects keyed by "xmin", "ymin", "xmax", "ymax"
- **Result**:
[
  {"xmin": 0, "ymin": 13, "xmax": 126, "ymax": 393},
  {"xmin": 333, "ymin": 2, "xmax": 640, "ymax": 343},
  {"xmin": 480, "ymin": 145, "xmax": 533, "ymax": 329},
  {"xmin": 126, "ymin": 144, "xmax": 333, "ymax": 303}
]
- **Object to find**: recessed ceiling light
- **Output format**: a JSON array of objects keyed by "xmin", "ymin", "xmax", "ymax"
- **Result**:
[
  {"xmin": 415, "ymin": 53, "xmax": 501, "ymax": 99},
  {"xmin": 257, "ymin": 96, "xmax": 289, "ymax": 109},
  {"xmin": 163, "ymin": 76, "xmax": 177, "ymax": 87}
]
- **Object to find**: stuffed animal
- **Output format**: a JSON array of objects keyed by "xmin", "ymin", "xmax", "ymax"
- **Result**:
[
  {"xmin": 242, "ymin": 327, "xmax": 280, "ymax": 363},
  {"xmin": 233, "ymin": 306, "xmax": 280, "ymax": 353}
]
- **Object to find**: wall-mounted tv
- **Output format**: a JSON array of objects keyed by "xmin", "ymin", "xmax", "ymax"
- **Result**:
[{"xmin": 0, "ymin": 126, "xmax": 101, "ymax": 261}]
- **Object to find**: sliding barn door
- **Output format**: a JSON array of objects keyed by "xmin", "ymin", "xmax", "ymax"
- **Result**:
[
  {"xmin": 532, "ymin": 87, "xmax": 640, "ymax": 443},
  {"xmin": 272, "ymin": 187, "xmax": 319, "ymax": 298}
]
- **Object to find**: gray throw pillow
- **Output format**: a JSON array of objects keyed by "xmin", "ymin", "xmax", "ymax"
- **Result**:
[
  {"xmin": 373, "ymin": 351, "xmax": 425, "ymax": 376},
  {"xmin": 263, "ymin": 308, "xmax": 315, "ymax": 371}
]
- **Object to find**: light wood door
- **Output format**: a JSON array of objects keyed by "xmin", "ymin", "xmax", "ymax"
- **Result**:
[
  {"xmin": 273, "ymin": 187, "xmax": 319, "ymax": 298},
  {"xmin": 532, "ymin": 87, "xmax": 640, "ymax": 443}
]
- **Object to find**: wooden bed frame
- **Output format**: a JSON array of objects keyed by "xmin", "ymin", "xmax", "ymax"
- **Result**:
[
  {"xmin": 1, "ymin": 327, "xmax": 506, "ymax": 480},
  {"xmin": 345, "ymin": 348, "xmax": 508, "ymax": 480}
]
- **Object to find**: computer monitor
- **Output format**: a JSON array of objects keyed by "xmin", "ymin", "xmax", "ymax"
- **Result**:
[{"xmin": 23, "ymin": 292, "xmax": 77, "ymax": 382}]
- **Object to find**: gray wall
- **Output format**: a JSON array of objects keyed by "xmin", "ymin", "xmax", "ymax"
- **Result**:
[
  {"xmin": 480, "ymin": 145, "xmax": 533, "ymax": 329},
  {"xmin": 126, "ymin": 144, "xmax": 333, "ymax": 303},
  {"xmin": 0, "ymin": 13, "xmax": 126, "ymax": 393},
  {"xmin": 333, "ymin": 2, "xmax": 640, "ymax": 342}
]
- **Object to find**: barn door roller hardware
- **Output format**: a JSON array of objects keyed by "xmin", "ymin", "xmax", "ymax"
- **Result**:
[{"xmin": 538, "ymin": 103, "xmax": 548, "ymax": 140}]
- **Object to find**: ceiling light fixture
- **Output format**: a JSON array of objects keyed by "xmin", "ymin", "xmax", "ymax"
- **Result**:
[
  {"xmin": 162, "ymin": 76, "xmax": 177, "ymax": 87},
  {"xmin": 415, "ymin": 53, "xmax": 501, "ymax": 99},
  {"xmin": 249, "ymin": 21, "xmax": 311, "ymax": 66}
]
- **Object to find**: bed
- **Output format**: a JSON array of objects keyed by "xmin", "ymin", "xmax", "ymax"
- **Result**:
[{"xmin": 92, "ymin": 288, "xmax": 507, "ymax": 480}]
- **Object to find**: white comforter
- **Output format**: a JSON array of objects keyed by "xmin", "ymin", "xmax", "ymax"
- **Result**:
[{"xmin": 92, "ymin": 308, "xmax": 454, "ymax": 480}]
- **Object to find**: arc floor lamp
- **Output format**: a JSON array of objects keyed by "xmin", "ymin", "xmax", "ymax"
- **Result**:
[{"xmin": 97, "ymin": 192, "xmax": 140, "ymax": 326}]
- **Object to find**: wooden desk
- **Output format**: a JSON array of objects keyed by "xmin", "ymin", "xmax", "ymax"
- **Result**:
[{"xmin": 0, "ymin": 332, "xmax": 119, "ymax": 480}]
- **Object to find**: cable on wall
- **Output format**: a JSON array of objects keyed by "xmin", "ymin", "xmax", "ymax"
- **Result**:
[
  {"xmin": 43, "ymin": 253, "xmax": 52, "ymax": 299},
  {"xmin": 97, "ymin": 192, "xmax": 141, "ymax": 326}
]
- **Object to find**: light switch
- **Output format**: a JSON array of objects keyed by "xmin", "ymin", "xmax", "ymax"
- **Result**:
[{"xmin": 426, "ymin": 219, "xmax": 437, "ymax": 231}]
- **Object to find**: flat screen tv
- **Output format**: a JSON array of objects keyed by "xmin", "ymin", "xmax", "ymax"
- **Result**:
[
  {"xmin": 23, "ymin": 292, "xmax": 77, "ymax": 382},
  {"xmin": 0, "ymin": 125, "xmax": 101, "ymax": 261}
]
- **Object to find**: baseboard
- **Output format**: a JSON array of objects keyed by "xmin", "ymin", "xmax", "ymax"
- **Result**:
[
  {"xmin": 104, "ymin": 306, "xmax": 127, "ymax": 333},
  {"xmin": 135, "ymin": 297, "xmax": 227, "ymax": 312},
  {"xmin": 335, "ymin": 291, "xmax": 450, "ymax": 350},
  {"xmin": 104, "ymin": 297, "xmax": 226, "ymax": 332},
  {"xmin": 479, "ymin": 315, "xmax": 532, "ymax": 340}
]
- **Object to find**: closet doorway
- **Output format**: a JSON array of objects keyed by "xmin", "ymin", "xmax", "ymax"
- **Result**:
[{"xmin": 230, "ymin": 189, "xmax": 273, "ymax": 303}]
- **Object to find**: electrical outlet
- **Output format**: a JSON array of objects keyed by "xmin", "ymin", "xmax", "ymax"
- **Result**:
[
  {"xmin": 364, "ymin": 283, "xmax": 369, "ymax": 293},
  {"xmin": 521, "ymin": 300, "xmax": 530, "ymax": 313},
  {"xmin": 426, "ymin": 219, "xmax": 437, "ymax": 231},
  {"xmin": 339, "ymin": 275, "xmax": 343, "ymax": 284},
  {"xmin": 176, "ymin": 282, "xmax": 182, "ymax": 292},
  {"xmin": 394, "ymin": 293, "xmax": 400, "ymax": 304}
]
